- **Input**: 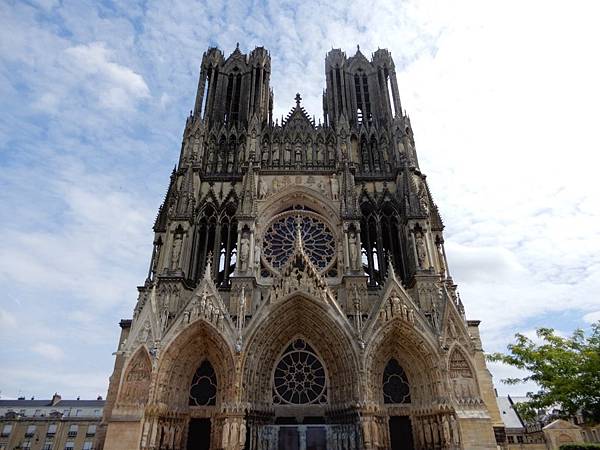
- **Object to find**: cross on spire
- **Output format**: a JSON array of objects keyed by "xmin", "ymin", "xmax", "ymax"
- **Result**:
[{"xmin": 295, "ymin": 93, "xmax": 302, "ymax": 107}]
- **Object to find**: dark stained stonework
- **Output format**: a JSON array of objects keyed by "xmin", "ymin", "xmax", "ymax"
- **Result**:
[{"xmin": 98, "ymin": 45, "xmax": 504, "ymax": 450}]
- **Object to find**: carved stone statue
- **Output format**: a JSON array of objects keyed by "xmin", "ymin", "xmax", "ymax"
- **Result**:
[
  {"xmin": 254, "ymin": 240, "xmax": 262, "ymax": 267},
  {"xmin": 450, "ymin": 415, "xmax": 460, "ymax": 444},
  {"xmin": 240, "ymin": 236, "xmax": 250, "ymax": 271},
  {"xmin": 207, "ymin": 146, "xmax": 215, "ymax": 169},
  {"xmin": 258, "ymin": 176, "xmax": 268, "ymax": 199},
  {"xmin": 415, "ymin": 233, "xmax": 427, "ymax": 269},
  {"xmin": 170, "ymin": 234, "xmax": 182, "ymax": 269},
  {"xmin": 230, "ymin": 422, "xmax": 239, "ymax": 449},
  {"xmin": 436, "ymin": 242, "xmax": 446, "ymax": 276},
  {"xmin": 330, "ymin": 174, "xmax": 339, "ymax": 200},
  {"xmin": 239, "ymin": 421, "xmax": 246, "ymax": 447},
  {"xmin": 348, "ymin": 232, "xmax": 359, "ymax": 270},
  {"xmin": 261, "ymin": 145, "xmax": 269, "ymax": 164},
  {"xmin": 419, "ymin": 190, "xmax": 429, "ymax": 215},
  {"xmin": 139, "ymin": 321, "xmax": 151, "ymax": 343},
  {"xmin": 442, "ymin": 415, "xmax": 451, "ymax": 445},
  {"xmin": 160, "ymin": 307, "xmax": 169, "ymax": 332},
  {"xmin": 222, "ymin": 422, "xmax": 230, "ymax": 448},
  {"xmin": 390, "ymin": 294, "xmax": 401, "ymax": 316}
]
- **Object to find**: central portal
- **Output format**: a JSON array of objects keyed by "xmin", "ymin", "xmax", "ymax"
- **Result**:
[
  {"xmin": 389, "ymin": 416, "xmax": 414, "ymax": 450},
  {"xmin": 186, "ymin": 418, "xmax": 211, "ymax": 450},
  {"xmin": 277, "ymin": 425, "xmax": 327, "ymax": 450}
]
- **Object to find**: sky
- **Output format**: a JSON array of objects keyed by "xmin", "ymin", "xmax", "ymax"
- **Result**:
[{"xmin": 0, "ymin": 0, "xmax": 599, "ymax": 401}]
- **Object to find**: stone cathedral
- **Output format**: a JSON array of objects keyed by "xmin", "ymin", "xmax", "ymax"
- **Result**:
[{"xmin": 98, "ymin": 45, "xmax": 505, "ymax": 450}]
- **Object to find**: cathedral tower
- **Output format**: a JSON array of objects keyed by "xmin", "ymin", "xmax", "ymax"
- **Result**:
[{"xmin": 98, "ymin": 45, "xmax": 504, "ymax": 450}]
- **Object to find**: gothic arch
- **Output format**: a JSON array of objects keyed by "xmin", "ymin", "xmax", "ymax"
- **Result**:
[
  {"xmin": 241, "ymin": 295, "xmax": 360, "ymax": 406},
  {"xmin": 359, "ymin": 193, "xmax": 405, "ymax": 285},
  {"xmin": 447, "ymin": 344, "xmax": 480, "ymax": 401},
  {"xmin": 257, "ymin": 186, "xmax": 340, "ymax": 234},
  {"xmin": 117, "ymin": 346, "xmax": 152, "ymax": 407},
  {"xmin": 365, "ymin": 319, "xmax": 441, "ymax": 407},
  {"xmin": 154, "ymin": 319, "xmax": 236, "ymax": 410},
  {"xmin": 191, "ymin": 197, "xmax": 238, "ymax": 285}
]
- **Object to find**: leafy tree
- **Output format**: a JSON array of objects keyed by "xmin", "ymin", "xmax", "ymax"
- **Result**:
[{"xmin": 487, "ymin": 322, "xmax": 600, "ymax": 423}]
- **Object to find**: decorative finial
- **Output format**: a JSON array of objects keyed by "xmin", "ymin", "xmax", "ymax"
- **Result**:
[
  {"xmin": 357, "ymin": 44, "xmax": 360, "ymax": 51},
  {"xmin": 294, "ymin": 218, "xmax": 304, "ymax": 249},
  {"xmin": 236, "ymin": 42, "xmax": 239, "ymax": 49},
  {"xmin": 295, "ymin": 93, "xmax": 302, "ymax": 107},
  {"xmin": 204, "ymin": 252, "xmax": 213, "ymax": 280}
]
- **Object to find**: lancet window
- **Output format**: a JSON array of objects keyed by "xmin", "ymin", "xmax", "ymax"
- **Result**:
[
  {"xmin": 382, "ymin": 359, "xmax": 411, "ymax": 404},
  {"xmin": 354, "ymin": 71, "xmax": 371, "ymax": 124},
  {"xmin": 360, "ymin": 199, "xmax": 404, "ymax": 285},
  {"xmin": 225, "ymin": 71, "xmax": 242, "ymax": 125},
  {"xmin": 189, "ymin": 360, "xmax": 217, "ymax": 406},
  {"xmin": 192, "ymin": 201, "xmax": 238, "ymax": 287}
]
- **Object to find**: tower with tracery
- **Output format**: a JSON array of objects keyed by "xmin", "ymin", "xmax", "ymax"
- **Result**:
[{"xmin": 97, "ymin": 45, "xmax": 504, "ymax": 450}]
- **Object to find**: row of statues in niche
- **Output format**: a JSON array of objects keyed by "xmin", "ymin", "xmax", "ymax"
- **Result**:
[
  {"xmin": 413, "ymin": 414, "xmax": 461, "ymax": 448},
  {"xmin": 259, "ymin": 141, "xmax": 336, "ymax": 166},
  {"xmin": 414, "ymin": 229, "xmax": 447, "ymax": 277},
  {"xmin": 256, "ymin": 174, "xmax": 340, "ymax": 200},
  {"xmin": 185, "ymin": 125, "xmax": 417, "ymax": 172},
  {"xmin": 204, "ymin": 141, "xmax": 247, "ymax": 174},
  {"xmin": 202, "ymin": 139, "xmax": 339, "ymax": 173},
  {"xmin": 358, "ymin": 139, "xmax": 392, "ymax": 173}
]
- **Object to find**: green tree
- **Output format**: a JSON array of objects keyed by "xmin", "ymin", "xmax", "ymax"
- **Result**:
[{"xmin": 487, "ymin": 322, "xmax": 600, "ymax": 423}]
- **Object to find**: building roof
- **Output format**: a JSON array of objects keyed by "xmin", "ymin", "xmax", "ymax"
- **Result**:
[
  {"xmin": 0, "ymin": 399, "xmax": 104, "ymax": 408},
  {"xmin": 497, "ymin": 396, "xmax": 525, "ymax": 430},
  {"xmin": 543, "ymin": 419, "xmax": 582, "ymax": 430}
]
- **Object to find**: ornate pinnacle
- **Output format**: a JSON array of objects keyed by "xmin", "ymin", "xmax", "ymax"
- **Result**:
[
  {"xmin": 295, "ymin": 93, "xmax": 302, "ymax": 108},
  {"xmin": 387, "ymin": 254, "xmax": 396, "ymax": 279},
  {"xmin": 203, "ymin": 252, "xmax": 213, "ymax": 280},
  {"xmin": 294, "ymin": 220, "xmax": 304, "ymax": 251}
]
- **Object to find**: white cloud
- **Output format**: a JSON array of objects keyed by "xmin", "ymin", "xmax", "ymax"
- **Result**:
[
  {"xmin": 0, "ymin": 308, "xmax": 17, "ymax": 329},
  {"xmin": 64, "ymin": 42, "xmax": 150, "ymax": 109},
  {"xmin": 31, "ymin": 343, "xmax": 65, "ymax": 362},
  {"xmin": 583, "ymin": 311, "xmax": 600, "ymax": 324},
  {"xmin": 1, "ymin": 0, "xmax": 600, "ymax": 399}
]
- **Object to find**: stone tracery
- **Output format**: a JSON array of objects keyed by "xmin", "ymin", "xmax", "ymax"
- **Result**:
[
  {"xmin": 272, "ymin": 338, "xmax": 328, "ymax": 405},
  {"xmin": 262, "ymin": 210, "xmax": 336, "ymax": 274}
]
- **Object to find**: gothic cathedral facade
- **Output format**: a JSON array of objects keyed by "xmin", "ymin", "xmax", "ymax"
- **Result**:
[{"xmin": 98, "ymin": 45, "xmax": 504, "ymax": 450}]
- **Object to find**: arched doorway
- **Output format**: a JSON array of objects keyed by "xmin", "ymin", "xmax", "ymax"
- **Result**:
[
  {"xmin": 365, "ymin": 319, "xmax": 445, "ymax": 450},
  {"xmin": 382, "ymin": 358, "xmax": 413, "ymax": 450},
  {"xmin": 187, "ymin": 360, "xmax": 218, "ymax": 450},
  {"xmin": 270, "ymin": 337, "xmax": 329, "ymax": 450},
  {"xmin": 144, "ymin": 319, "xmax": 236, "ymax": 450},
  {"xmin": 242, "ymin": 295, "xmax": 361, "ymax": 450}
]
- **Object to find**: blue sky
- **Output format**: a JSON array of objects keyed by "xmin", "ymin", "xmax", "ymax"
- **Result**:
[{"xmin": 1, "ymin": 0, "xmax": 599, "ymax": 400}]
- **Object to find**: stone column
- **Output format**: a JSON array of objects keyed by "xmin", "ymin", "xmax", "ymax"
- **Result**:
[{"xmin": 298, "ymin": 425, "xmax": 307, "ymax": 450}]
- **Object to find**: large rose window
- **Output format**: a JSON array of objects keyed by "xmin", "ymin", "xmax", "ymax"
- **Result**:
[
  {"xmin": 273, "ymin": 339, "xmax": 327, "ymax": 405},
  {"xmin": 262, "ymin": 211, "xmax": 336, "ymax": 274}
]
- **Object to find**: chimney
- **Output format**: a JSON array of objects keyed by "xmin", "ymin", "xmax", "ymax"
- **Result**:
[
  {"xmin": 51, "ymin": 393, "xmax": 61, "ymax": 406},
  {"xmin": 97, "ymin": 395, "xmax": 103, "ymax": 401}
]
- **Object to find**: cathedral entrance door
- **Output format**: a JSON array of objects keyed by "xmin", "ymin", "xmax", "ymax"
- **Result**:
[
  {"xmin": 277, "ymin": 425, "xmax": 327, "ymax": 450},
  {"xmin": 278, "ymin": 426, "xmax": 299, "ymax": 450},
  {"xmin": 187, "ymin": 418, "xmax": 211, "ymax": 450},
  {"xmin": 306, "ymin": 426, "xmax": 326, "ymax": 450},
  {"xmin": 389, "ymin": 416, "xmax": 414, "ymax": 450}
]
